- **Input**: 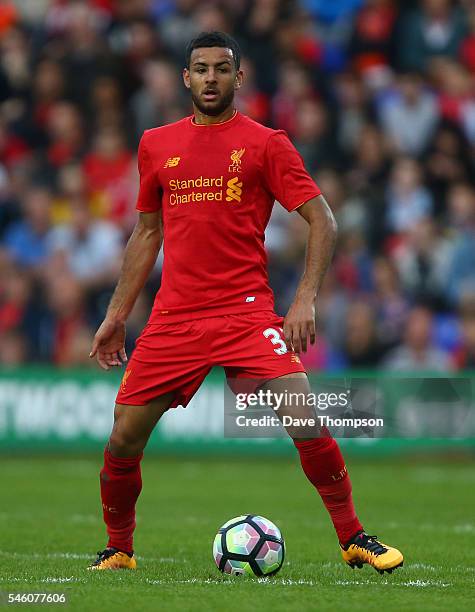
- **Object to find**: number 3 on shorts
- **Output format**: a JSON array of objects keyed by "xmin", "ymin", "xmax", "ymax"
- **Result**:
[{"xmin": 263, "ymin": 327, "xmax": 288, "ymax": 355}]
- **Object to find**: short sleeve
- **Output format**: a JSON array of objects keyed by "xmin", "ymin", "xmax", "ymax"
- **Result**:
[
  {"xmin": 263, "ymin": 131, "xmax": 321, "ymax": 212},
  {"xmin": 136, "ymin": 134, "xmax": 162, "ymax": 212}
]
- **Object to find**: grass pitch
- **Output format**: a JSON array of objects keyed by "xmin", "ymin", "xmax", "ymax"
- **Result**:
[{"xmin": 0, "ymin": 454, "xmax": 474, "ymax": 611}]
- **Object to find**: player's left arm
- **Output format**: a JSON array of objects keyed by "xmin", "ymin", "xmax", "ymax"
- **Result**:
[{"xmin": 283, "ymin": 195, "xmax": 337, "ymax": 353}]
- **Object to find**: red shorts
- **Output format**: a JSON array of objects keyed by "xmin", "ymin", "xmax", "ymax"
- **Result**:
[{"xmin": 116, "ymin": 310, "xmax": 306, "ymax": 407}]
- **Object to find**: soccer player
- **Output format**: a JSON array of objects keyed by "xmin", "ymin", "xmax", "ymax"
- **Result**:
[{"xmin": 88, "ymin": 31, "xmax": 403, "ymax": 573}]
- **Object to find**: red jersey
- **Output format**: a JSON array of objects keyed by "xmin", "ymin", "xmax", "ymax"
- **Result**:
[{"xmin": 136, "ymin": 111, "xmax": 321, "ymax": 323}]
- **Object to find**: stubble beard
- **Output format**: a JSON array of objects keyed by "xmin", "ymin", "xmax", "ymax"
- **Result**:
[{"xmin": 191, "ymin": 87, "xmax": 235, "ymax": 117}]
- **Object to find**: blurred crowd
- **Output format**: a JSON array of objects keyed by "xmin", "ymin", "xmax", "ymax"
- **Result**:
[{"xmin": 1, "ymin": 0, "xmax": 475, "ymax": 372}]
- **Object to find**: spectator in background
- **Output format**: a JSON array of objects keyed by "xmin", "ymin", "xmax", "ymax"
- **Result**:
[
  {"xmin": 386, "ymin": 157, "xmax": 432, "ymax": 234},
  {"xmin": 333, "ymin": 229, "xmax": 373, "ymax": 294},
  {"xmin": 334, "ymin": 71, "xmax": 372, "ymax": 157},
  {"xmin": 48, "ymin": 0, "xmax": 113, "ymax": 103},
  {"xmin": 272, "ymin": 60, "xmax": 315, "ymax": 136},
  {"xmin": 430, "ymin": 58, "xmax": 475, "ymax": 144},
  {"xmin": 293, "ymin": 99, "xmax": 338, "ymax": 171},
  {"xmin": 109, "ymin": 16, "xmax": 162, "ymax": 100},
  {"xmin": 384, "ymin": 305, "xmax": 452, "ymax": 371},
  {"xmin": 349, "ymin": 0, "xmax": 397, "ymax": 78},
  {"xmin": 0, "ymin": 118, "xmax": 31, "ymax": 170},
  {"xmin": 44, "ymin": 274, "xmax": 90, "ymax": 366},
  {"xmin": 346, "ymin": 123, "xmax": 390, "ymax": 250},
  {"xmin": 107, "ymin": 0, "xmax": 155, "ymax": 48},
  {"xmin": 157, "ymin": 0, "xmax": 201, "ymax": 60},
  {"xmin": 29, "ymin": 59, "xmax": 66, "ymax": 140},
  {"xmin": 51, "ymin": 163, "xmax": 87, "ymax": 224},
  {"xmin": 124, "ymin": 18, "xmax": 161, "ymax": 69},
  {"xmin": 349, "ymin": 0, "xmax": 398, "ymax": 91},
  {"xmin": 82, "ymin": 126, "xmax": 134, "ymax": 222},
  {"xmin": 343, "ymin": 299, "xmax": 386, "ymax": 367},
  {"xmin": 272, "ymin": 9, "xmax": 322, "ymax": 72},
  {"xmin": 239, "ymin": 0, "xmax": 281, "ymax": 94},
  {"xmin": 46, "ymin": 101, "xmax": 85, "ymax": 168},
  {"xmin": 46, "ymin": 197, "xmax": 122, "ymax": 288},
  {"xmin": 313, "ymin": 269, "xmax": 350, "ymax": 354},
  {"xmin": 394, "ymin": 217, "xmax": 451, "ymax": 308},
  {"xmin": 425, "ymin": 121, "xmax": 473, "ymax": 215},
  {"xmin": 0, "ymin": 24, "xmax": 31, "ymax": 100},
  {"xmin": 0, "ymin": 1, "xmax": 18, "ymax": 38},
  {"xmin": 300, "ymin": 0, "xmax": 362, "ymax": 25},
  {"xmin": 0, "ymin": 251, "xmax": 39, "ymax": 361},
  {"xmin": 234, "ymin": 56, "xmax": 270, "ymax": 125},
  {"xmin": 453, "ymin": 295, "xmax": 475, "ymax": 369},
  {"xmin": 372, "ymin": 256, "xmax": 408, "ymax": 349},
  {"xmin": 459, "ymin": 3, "xmax": 475, "ymax": 73},
  {"xmin": 192, "ymin": 2, "xmax": 232, "ymax": 35},
  {"xmin": 130, "ymin": 58, "xmax": 187, "ymax": 139},
  {"xmin": 445, "ymin": 181, "xmax": 475, "ymax": 305},
  {"xmin": 0, "ymin": 266, "xmax": 31, "ymax": 333},
  {"xmin": 0, "ymin": 329, "xmax": 27, "ymax": 366},
  {"xmin": 88, "ymin": 76, "xmax": 126, "ymax": 132},
  {"xmin": 347, "ymin": 123, "xmax": 389, "ymax": 191},
  {"xmin": 398, "ymin": 0, "xmax": 467, "ymax": 72},
  {"xmin": 0, "ymin": 163, "xmax": 18, "ymax": 238},
  {"xmin": 2, "ymin": 186, "xmax": 52, "ymax": 268},
  {"xmin": 379, "ymin": 72, "xmax": 439, "ymax": 156}
]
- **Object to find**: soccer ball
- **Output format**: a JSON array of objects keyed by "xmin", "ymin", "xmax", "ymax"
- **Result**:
[{"xmin": 213, "ymin": 514, "xmax": 285, "ymax": 576}]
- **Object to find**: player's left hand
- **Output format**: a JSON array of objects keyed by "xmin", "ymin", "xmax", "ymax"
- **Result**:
[{"xmin": 283, "ymin": 295, "xmax": 316, "ymax": 353}]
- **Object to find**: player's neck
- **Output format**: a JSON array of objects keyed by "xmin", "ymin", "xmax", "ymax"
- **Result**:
[{"xmin": 192, "ymin": 105, "xmax": 236, "ymax": 126}]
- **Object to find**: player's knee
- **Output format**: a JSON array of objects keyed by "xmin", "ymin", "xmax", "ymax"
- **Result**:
[{"xmin": 108, "ymin": 429, "xmax": 146, "ymax": 457}]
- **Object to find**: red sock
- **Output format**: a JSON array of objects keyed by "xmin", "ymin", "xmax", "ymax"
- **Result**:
[
  {"xmin": 294, "ymin": 436, "xmax": 363, "ymax": 546},
  {"xmin": 100, "ymin": 447, "xmax": 143, "ymax": 554}
]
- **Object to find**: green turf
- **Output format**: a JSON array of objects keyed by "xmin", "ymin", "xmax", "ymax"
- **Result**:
[{"xmin": 0, "ymin": 455, "xmax": 474, "ymax": 611}]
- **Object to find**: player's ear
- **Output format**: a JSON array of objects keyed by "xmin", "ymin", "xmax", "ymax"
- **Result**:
[
  {"xmin": 183, "ymin": 68, "xmax": 191, "ymax": 89},
  {"xmin": 234, "ymin": 69, "xmax": 243, "ymax": 90}
]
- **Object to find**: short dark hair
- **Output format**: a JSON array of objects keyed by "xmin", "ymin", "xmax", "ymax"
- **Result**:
[{"xmin": 185, "ymin": 31, "xmax": 241, "ymax": 70}]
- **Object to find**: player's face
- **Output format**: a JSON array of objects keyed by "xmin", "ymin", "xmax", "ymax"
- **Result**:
[{"xmin": 183, "ymin": 47, "xmax": 243, "ymax": 116}]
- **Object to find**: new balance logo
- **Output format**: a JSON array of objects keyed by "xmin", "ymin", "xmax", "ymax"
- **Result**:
[
  {"xmin": 163, "ymin": 156, "xmax": 181, "ymax": 168},
  {"xmin": 226, "ymin": 176, "xmax": 243, "ymax": 202}
]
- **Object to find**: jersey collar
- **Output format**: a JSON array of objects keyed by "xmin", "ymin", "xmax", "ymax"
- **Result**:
[{"xmin": 189, "ymin": 110, "xmax": 240, "ymax": 130}]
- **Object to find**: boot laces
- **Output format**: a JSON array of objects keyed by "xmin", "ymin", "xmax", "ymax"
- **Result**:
[
  {"xmin": 92, "ymin": 548, "xmax": 120, "ymax": 565},
  {"xmin": 355, "ymin": 533, "xmax": 388, "ymax": 556}
]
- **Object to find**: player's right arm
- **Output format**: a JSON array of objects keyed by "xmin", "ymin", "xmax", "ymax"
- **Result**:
[{"xmin": 89, "ymin": 211, "xmax": 163, "ymax": 370}]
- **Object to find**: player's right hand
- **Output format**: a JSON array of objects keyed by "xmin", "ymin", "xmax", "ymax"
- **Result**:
[
  {"xmin": 283, "ymin": 294, "xmax": 316, "ymax": 354},
  {"xmin": 89, "ymin": 318, "xmax": 127, "ymax": 370}
]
